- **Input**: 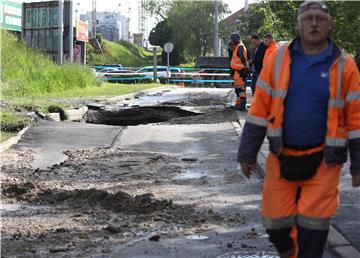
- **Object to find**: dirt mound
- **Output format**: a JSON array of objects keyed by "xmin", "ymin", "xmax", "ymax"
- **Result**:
[
  {"xmin": 1, "ymin": 149, "xmax": 34, "ymax": 170},
  {"xmin": 2, "ymin": 181, "xmax": 38, "ymax": 200},
  {"xmin": 37, "ymin": 189, "xmax": 173, "ymax": 214}
]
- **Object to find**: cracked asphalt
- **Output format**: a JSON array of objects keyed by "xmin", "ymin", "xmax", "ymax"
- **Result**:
[{"xmin": 1, "ymin": 87, "xmax": 358, "ymax": 258}]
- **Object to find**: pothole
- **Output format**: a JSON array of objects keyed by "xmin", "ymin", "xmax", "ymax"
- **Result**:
[{"xmin": 84, "ymin": 106, "xmax": 200, "ymax": 126}]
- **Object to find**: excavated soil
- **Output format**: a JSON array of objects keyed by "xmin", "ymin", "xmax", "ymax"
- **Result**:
[{"xmin": 1, "ymin": 148, "xmax": 242, "ymax": 257}]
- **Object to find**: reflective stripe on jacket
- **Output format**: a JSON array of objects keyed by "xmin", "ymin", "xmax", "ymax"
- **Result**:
[
  {"xmin": 238, "ymin": 38, "xmax": 360, "ymax": 175},
  {"xmin": 231, "ymin": 42, "xmax": 248, "ymax": 86}
]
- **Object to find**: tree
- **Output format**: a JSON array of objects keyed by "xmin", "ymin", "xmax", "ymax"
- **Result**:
[
  {"xmin": 234, "ymin": 0, "xmax": 360, "ymax": 54},
  {"xmin": 326, "ymin": 1, "xmax": 360, "ymax": 54},
  {"xmin": 148, "ymin": 19, "xmax": 180, "ymax": 65},
  {"xmin": 146, "ymin": 0, "xmax": 230, "ymax": 62}
]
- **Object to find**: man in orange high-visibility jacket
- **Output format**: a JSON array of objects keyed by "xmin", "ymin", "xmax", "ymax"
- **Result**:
[
  {"xmin": 237, "ymin": 1, "xmax": 360, "ymax": 258},
  {"xmin": 263, "ymin": 33, "xmax": 278, "ymax": 66},
  {"xmin": 228, "ymin": 32, "xmax": 249, "ymax": 111}
]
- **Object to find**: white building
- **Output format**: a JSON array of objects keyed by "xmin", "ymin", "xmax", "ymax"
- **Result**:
[{"xmin": 80, "ymin": 11, "xmax": 129, "ymax": 41}]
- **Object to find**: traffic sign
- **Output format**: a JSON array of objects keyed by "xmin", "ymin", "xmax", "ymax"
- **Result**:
[{"xmin": 163, "ymin": 42, "xmax": 174, "ymax": 53}]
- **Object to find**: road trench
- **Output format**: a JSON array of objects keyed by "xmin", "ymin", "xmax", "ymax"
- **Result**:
[{"xmin": 1, "ymin": 89, "xmax": 278, "ymax": 257}]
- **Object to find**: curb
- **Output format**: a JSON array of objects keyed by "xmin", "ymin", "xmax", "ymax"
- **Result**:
[
  {"xmin": 235, "ymin": 117, "xmax": 360, "ymax": 258},
  {"xmin": 328, "ymin": 225, "xmax": 360, "ymax": 258},
  {"xmin": 0, "ymin": 126, "xmax": 29, "ymax": 154}
]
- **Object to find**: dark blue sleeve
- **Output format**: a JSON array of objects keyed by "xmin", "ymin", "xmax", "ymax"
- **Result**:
[{"xmin": 237, "ymin": 46, "xmax": 246, "ymax": 65}]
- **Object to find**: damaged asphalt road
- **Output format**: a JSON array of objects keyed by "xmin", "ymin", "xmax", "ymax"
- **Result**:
[{"xmin": 0, "ymin": 88, "xmax": 342, "ymax": 258}]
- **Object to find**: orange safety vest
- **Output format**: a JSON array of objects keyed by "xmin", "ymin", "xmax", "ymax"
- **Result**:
[
  {"xmin": 239, "ymin": 39, "xmax": 360, "ymax": 175},
  {"xmin": 230, "ymin": 42, "xmax": 248, "ymax": 86},
  {"xmin": 263, "ymin": 41, "xmax": 278, "ymax": 66}
]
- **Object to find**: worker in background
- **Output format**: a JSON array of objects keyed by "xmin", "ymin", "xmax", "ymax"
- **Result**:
[
  {"xmin": 228, "ymin": 32, "xmax": 249, "ymax": 111},
  {"xmin": 263, "ymin": 33, "xmax": 278, "ymax": 66},
  {"xmin": 248, "ymin": 34, "xmax": 267, "ymax": 95},
  {"xmin": 238, "ymin": 1, "xmax": 360, "ymax": 257}
]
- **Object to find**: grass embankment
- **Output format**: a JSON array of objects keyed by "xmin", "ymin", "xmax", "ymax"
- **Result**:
[
  {"xmin": 87, "ymin": 39, "xmax": 161, "ymax": 67},
  {"xmin": 0, "ymin": 31, "xmax": 163, "ymax": 142},
  {"xmin": 1, "ymin": 31, "xmax": 101, "ymax": 98},
  {"xmin": 0, "ymin": 110, "xmax": 31, "ymax": 142}
]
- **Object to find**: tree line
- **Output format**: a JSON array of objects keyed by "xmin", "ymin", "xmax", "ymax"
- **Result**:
[{"xmin": 146, "ymin": 0, "xmax": 360, "ymax": 65}]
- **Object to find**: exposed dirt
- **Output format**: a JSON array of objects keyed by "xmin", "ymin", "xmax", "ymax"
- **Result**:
[
  {"xmin": 1, "ymin": 148, "xmax": 242, "ymax": 257},
  {"xmin": 1, "ymin": 90, "xmax": 253, "ymax": 257}
]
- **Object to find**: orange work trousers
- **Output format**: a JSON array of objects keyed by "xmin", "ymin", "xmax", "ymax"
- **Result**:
[{"xmin": 261, "ymin": 146, "xmax": 342, "ymax": 257}]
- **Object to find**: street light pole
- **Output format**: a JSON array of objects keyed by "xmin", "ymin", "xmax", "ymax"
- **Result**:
[
  {"xmin": 58, "ymin": 0, "xmax": 64, "ymax": 64},
  {"xmin": 92, "ymin": 0, "xmax": 96, "ymax": 37},
  {"xmin": 68, "ymin": 0, "xmax": 74, "ymax": 62},
  {"xmin": 214, "ymin": 0, "xmax": 219, "ymax": 57}
]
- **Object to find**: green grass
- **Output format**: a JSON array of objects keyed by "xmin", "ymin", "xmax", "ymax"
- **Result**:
[
  {"xmin": 0, "ymin": 109, "xmax": 32, "ymax": 132},
  {"xmin": 17, "ymin": 83, "xmax": 166, "ymax": 99},
  {"xmin": 1, "ymin": 31, "xmax": 102, "ymax": 98},
  {"xmin": 87, "ymin": 39, "xmax": 161, "ymax": 67},
  {"xmin": 1, "ymin": 82, "xmax": 164, "ymax": 142},
  {"xmin": 179, "ymin": 62, "xmax": 196, "ymax": 68},
  {"xmin": 0, "ymin": 30, "xmax": 166, "ymax": 142},
  {"xmin": 0, "ymin": 131, "xmax": 18, "ymax": 142},
  {"xmin": 4, "ymin": 83, "xmax": 165, "ymax": 112}
]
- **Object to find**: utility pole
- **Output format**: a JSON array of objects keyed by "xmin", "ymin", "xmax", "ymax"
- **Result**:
[
  {"xmin": 214, "ymin": 0, "xmax": 219, "ymax": 57},
  {"xmin": 68, "ymin": 0, "xmax": 73, "ymax": 62},
  {"xmin": 92, "ymin": 0, "xmax": 96, "ymax": 37},
  {"xmin": 58, "ymin": 0, "xmax": 64, "ymax": 64},
  {"xmin": 127, "ymin": 7, "xmax": 131, "ymax": 40}
]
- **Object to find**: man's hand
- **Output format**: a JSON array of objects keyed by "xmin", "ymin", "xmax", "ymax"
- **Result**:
[
  {"xmin": 240, "ymin": 162, "xmax": 256, "ymax": 178},
  {"xmin": 352, "ymin": 174, "xmax": 360, "ymax": 187}
]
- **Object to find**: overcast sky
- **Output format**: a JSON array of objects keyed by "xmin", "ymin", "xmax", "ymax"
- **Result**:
[
  {"xmin": 74, "ymin": 0, "xmax": 247, "ymax": 15},
  {"xmin": 22, "ymin": 0, "xmax": 254, "ymax": 35},
  {"xmin": 73, "ymin": 0, "xmax": 252, "ymax": 34}
]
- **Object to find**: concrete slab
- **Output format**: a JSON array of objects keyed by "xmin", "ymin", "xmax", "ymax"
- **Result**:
[
  {"xmin": 46, "ymin": 112, "xmax": 60, "ymax": 122},
  {"xmin": 13, "ymin": 120, "xmax": 122, "ymax": 169},
  {"xmin": 118, "ymin": 123, "xmax": 239, "ymax": 161},
  {"xmin": 65, "ymin": 106, "xmax": 88, "ymax": 121}
]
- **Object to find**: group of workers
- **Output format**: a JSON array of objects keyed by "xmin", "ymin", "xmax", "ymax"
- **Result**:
[
  {"xmin": 228, "ymin": 32, "xmax": 278, "ymax": 110},
  {"xmin": 231, "ymin": 1, "xmax": 360, "ymax": 258}
]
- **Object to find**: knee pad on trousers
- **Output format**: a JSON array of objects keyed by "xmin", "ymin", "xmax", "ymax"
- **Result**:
[{"xmin": 266, "ymin": 227, "xmax": 294, "ymax": 254}]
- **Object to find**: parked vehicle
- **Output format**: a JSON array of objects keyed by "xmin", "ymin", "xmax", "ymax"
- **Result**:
[
  {"xmin": 95, "ymin": 67, "xmax": 124, "ymax": 77},
  {"xmin": 194, "ymin": 57, "xmax": 232, "ymax": 87},
  {"xmin": 135, "ymin": 66, "xmax": 171, "ymax": 84}
]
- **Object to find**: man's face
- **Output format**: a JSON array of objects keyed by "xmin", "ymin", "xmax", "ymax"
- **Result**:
[
  {"xmin": 298, "ymin": 9, "xmax": 331, "ymax": 46},
  {"xmin": 251, "ymin": 39, "xmax": 260, "ymax": 47},
  {"xmin": 263, "ymin": 37, "xmax": 272, "ymax": 46}
]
